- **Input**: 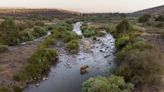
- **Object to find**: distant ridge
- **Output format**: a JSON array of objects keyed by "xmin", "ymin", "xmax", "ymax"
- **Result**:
[
  {"xmin": 0, "ymin": 8, "xmax": 81, "ymax": 18},
  {"xmin": 132, "ymin": 5, "xmax": 164, "ymax": 16}
]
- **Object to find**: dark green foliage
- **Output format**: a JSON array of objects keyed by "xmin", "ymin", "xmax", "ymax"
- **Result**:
[
  {"xmin": 39, "ymin": 35, "xmax": 56, "ymax": 49},
  {"xmin": 32, "ymin": 27, "xmax": 47, "ymax": 38},
  {"xmin": 67, "ymin": 39, "xmax": 79, "ymax": 54},
  {"xmin": 115, "ymin": 35, "xmax": 130, "ymax": 50},
  {"xmin": 65, "ymin": 19, "xmax": 74, "ymax": 24},
  {"xmin": 24, "ymin": 20, "xmax": 34, "ymax": 28},
  {"xmin": 82, "ymin": 75, "xmax": 134, "ymax": 92},
  {"xmin": 115, "ymin": 19, "xmax": 132, "ymax": 37},
  {"xmin": 16, "ymin": 21, "xmax": 29, "ymax": 30},
  {"xmin": 62, "ymin": 31, "xmax": 78, "ymax": 42},
  {"xmin": 14, "ymin": 48, "xmax": 58, "ymax": 81},
  {"xmin": 155, "ymin": 15, "xmax": 164, "ymax": 22},
  {"xmin": 51, "ymin": 30, "xmax": 62, "ymax": 38},
  {"xmin": 114, "ymin": 20, "xmax": 163, "ymax": 87},
  {"xmin": 18, "ymin": 29, "xmax": 34, "ymax": 42},
  {"xmin": 54, "ymin": 23, "xmax": 73, "ymax": 31},
  {"xmin": 0, "ymin": 87, "xmax": 11, "ymax": 92},
  {"xmin": 82, "ymin": 29, "xmax": 96, "ymax": 37},
  {"xmin": 138, "ymin": 14, "xmax": 151, "ymax": 23},
  {"xmin": 116, "ymin": 48, "xmax": 163, "ymax": 86},
  {"xmin": 0, "ymin": 17, "xmax": 19, "ymax": 45},
  {"xmin": 35, "ymin": 21, "xmax": 45, "ymax": 26},
  {"xmin": 0, "ymin": 45, "xmax": 8, "ymax": 53}
]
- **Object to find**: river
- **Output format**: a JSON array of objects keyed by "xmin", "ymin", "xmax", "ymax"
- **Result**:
[{"xmin": 24, "ymin": 22, "xmax": 116, "ymax": 92}]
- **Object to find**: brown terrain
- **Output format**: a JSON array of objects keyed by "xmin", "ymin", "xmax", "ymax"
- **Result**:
[
  {"xmin": 141, "ymin": 28, "xmax": 164, "ymax": 92},
  {"xmin": 0, "ymin": 43, "xmax": 38, "ymax": 87}
]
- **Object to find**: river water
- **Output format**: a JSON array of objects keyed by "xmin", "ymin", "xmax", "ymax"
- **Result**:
[{"xmin": 24, "ymin": 22, "xmax": 116, "ymax": 92}]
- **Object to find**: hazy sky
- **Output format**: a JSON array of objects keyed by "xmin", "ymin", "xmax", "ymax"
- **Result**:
[{"xmin": 0, "ymin": 0, "xmax": 164, "ymax": 13}]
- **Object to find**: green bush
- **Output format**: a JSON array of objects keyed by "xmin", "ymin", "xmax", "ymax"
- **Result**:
[
  {"xmin": 24, "ymin": 20, "xmax": 34, "ymax": 28},
  {"xmin": 54, "ymin": 23, "xmax": 73, "ymax": 31},
  {"xmin": 0, "ymin": 45, "xmax": 8, "ymax": 53},
  {"xmin": 115, "ymin": 49, "xmax": 163, "ymax": 86},
  {"xmin": 115, "ymin": 19, "xmax": 132, "ymax": 37},
  {"xmin": 82, "ymin": 29, "xmax": 96, "ymax": 37},
  {"xmin": 14, "ymin": 48, "xmax": 58, "ymax": 81},
  {"xmin": 115, "ymin": 35, "xmax": 130, "ymax": 50},
  {"xmin": 52, "ymin": 30, "xmax": 62, "ymax": 38},
  {"xmin": 62, "ymin": 31, "xmax": 78, "ymax": 42},
  {"xmin": 0, "ymin": 17, "xmax": 20, "ymax": 45},
  {"xmin": 18, "ymin": 29, "xmax": 34, "ymax": 42},
  {"xmin": 114, "ymin": 20, "xmax": 163, "ymax": 89},
  {"xmin": 67, "ymin": 40, "xmax": 79, "ymax": 54},
  {"xmin": 138, "ymin": 14, "xmax": 151, "ymax": 23},
  {"xmin": 39, "ymin": 36, "xmax": 56, "ymax": 49},
  {"xmin": 32, "ymin": 26, "xmax": 47, "ymax": 38},
  {"xmin": 82, "ymin": 75, "xmax": 134, "ymax": 92},
  {"xmin": 35, "ymin": 21, "xmax": 45, "ymax": 26},
  {"xmin": 155, "ymin": 15, "xmax": 164, "ymax": 22}
]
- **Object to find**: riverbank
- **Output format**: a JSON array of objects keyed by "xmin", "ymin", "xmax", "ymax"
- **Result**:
[{"xmin": 23, "ymin": 22, "xmax": 116, "ymax": 92}]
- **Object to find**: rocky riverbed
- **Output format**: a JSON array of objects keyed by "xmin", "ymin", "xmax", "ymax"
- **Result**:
[{"xmin": 24, "ymin": 22, "xmax": 116, "ymax": 92}]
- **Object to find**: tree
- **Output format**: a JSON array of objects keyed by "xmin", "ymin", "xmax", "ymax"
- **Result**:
[
  {"xmin": 115, "ymin": 19, "xmax": 132, "ymax": 37},
  {"xmin": 138, "ymin": 14, "xmax": 151, "ymax": 24},
  {"xmin": 82, "ymin": 75, "xmax": 134, "ymax": 92}
]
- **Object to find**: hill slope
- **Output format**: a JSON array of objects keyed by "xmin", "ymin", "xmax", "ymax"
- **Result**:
[
  {"xmin": 0, "ymin": 8, "xmax": 80, "ymax": 18},
  {"xmin": 132, "ymin": 5, "xmax": 164, "ymax": 16}
]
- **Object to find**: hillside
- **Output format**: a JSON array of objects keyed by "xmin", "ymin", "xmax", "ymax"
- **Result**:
[
  {"xmin": 0, "ymin": 8, "xmax": 80, "ymax": 18},
  {"xmin": 132, "ymin": 5, "xmax": 164, "ymax": 16}
]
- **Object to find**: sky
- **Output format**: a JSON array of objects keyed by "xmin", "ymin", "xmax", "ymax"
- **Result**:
[{"xmin": 0, "ymin": 0, "xmax": 164, "ymax": 13}]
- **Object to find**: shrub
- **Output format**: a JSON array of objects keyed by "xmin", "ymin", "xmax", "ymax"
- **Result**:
[
  {"xmin": 39, "ymin": 36, "xmax": 56, "ymax": 49},
  {"xmin": 0, "ymin": 45, "xmax": 8, "ymax": 53},
  {"xmin": 25, "ymin": 20, "xmax": 34, "ymax": 28},
  {"xmin": 155, "ymin": 15, "xmax": 164, "ymax": 22},
  {"xmin": 14, "ymin": 48, "xmax": 58, "ymax": 81},
  {"xmin": 67, "ymin": 40, "xmax": 79, "ymax": 54},
  {"xmin": 115, "ymin": 49, "xmax": 163, "ymax": 86},
  {"xmin": 62, "ymin": 31, "xmax": 78, "ymax": 42},
  {"xmin": 35, "ymin": 21, "xmax": 45, "ymax": 26},
  {"xmin": 82, "ymin": 75, "xmax": 134, "ymax": 92},
  {"xmin": 115, "ymin": 35, "xmax": 130, "ymax": 50},
  {"xmin": 51, "ymin": 30, "xmax": 62, "ymax": 38},
  {"xmin": 114, "ymin": 20, "xmax": 163, "ymax": 89},
  {"xmin": 32, "ymin": 26, "xmax": 47, "ymax": 38},
  {"xmin": 138, "ymin": 14, "xmax": 151, "ymax": 23},
  {"xmin": 18, "ymin": 29, "xmax": 34, "ymax": 42},
  {"xmin": 0, "ymin": 17, "xmax": 20, "ymax": 45},
  {"xmin": 115, "ymin": 19, "xmax": 132, "ymax": 37},
  {"xmin": 82, "ymin": 29, "xmax": 96, "ymax": 37},
  {"xmin": 54, "ymin": 23, "xmax": 73, "ymax": 31}
]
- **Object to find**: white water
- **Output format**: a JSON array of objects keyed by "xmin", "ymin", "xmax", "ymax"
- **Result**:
[{"xmin": 73, "ymin": 22, "xmax": 83, "ymax": 36}]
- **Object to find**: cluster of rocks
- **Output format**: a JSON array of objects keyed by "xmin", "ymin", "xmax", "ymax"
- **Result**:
[{"xmin": 92, "ymin": 34, "xmax": 115, "ymax": 59}]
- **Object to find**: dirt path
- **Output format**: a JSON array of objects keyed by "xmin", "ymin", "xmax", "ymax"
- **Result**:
[{"xmin": 0, "ymin": 43, "xmax": 38, "ymax": 86}]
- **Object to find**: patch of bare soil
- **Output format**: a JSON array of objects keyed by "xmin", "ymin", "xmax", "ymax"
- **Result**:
[{"xmin": 0, "ymin": 43, "xmax": 38, "ymax": 87}]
